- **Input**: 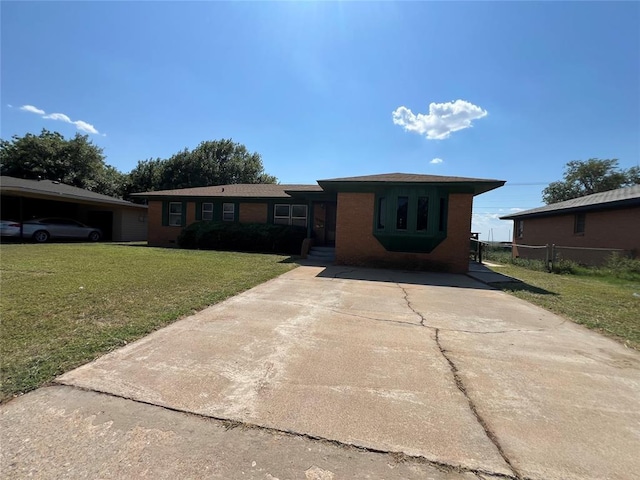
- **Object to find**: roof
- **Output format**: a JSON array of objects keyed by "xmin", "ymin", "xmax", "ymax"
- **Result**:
[
  {"xmin": 318, "ymin": 172, "xmax": 505, "ymax": 195},
  {"xmin": 131, "ymin": 183, "xmax": 324, "ymax": 199},
  {"xmin": 0, "ymin": 176, "xmax": 147, "ymax": 209},
  {"xmin": 500, "ymin": 184, "xmax": 640, "ymax": 220}
]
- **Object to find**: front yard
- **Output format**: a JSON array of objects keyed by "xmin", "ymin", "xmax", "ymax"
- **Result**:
[{"xmin": 0, "ymin": 243, "xmax": 296, "ymax": 402}]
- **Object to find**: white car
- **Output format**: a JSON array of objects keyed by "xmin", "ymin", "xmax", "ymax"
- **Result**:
[{"xmin": 0, "ymin": 218, "xmax": 102, "ymax": 243}]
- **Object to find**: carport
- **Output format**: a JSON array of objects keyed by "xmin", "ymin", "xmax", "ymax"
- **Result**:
[{"xmin": 0, "ymin": 176, "xmax": 148, "ymax": 242}]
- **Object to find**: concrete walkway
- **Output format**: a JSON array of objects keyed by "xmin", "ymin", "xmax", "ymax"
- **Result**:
[{"xmin": 2, "ymin": 265, "xmax": 639, "ymax": 479}]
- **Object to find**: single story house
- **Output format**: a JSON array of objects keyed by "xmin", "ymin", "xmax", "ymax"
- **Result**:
[
  {"xmin": 133, "ymin": 173, "xmax": 505, "ymax": 273},
  {"xmin": 0, "ymin": 176, "xmax": 148, "ymax": 242},
  {"xmin": 500, "ymin": 185, "xmax": 640, "ymax": 263}
]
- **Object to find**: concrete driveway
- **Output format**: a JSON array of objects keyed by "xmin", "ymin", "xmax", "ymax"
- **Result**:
[{"xmin": 2, "ymin": 265, "xmax": 639, "ymax": 479}]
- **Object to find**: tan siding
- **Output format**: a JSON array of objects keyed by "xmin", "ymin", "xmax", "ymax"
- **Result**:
[
  {"xmin": 335, "ymin": 192, "xmax": 473, "ymax": 273},
  {"xmin": 114, "ymin": 209, "xmax": 147, "ymax": 241}
]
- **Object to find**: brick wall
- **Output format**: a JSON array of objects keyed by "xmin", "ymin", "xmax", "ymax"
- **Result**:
[
  {"xmin": 512, "ymin": 206, "xmax": 640, "ymax": 261},
  {"xmin": 239, "ymin": 203, "xmax": 268, "ymax": 223},
  {"xmin": 334, "ymin": 192, "xmax": 473, "ymax": 273},
  {"xmin": 147, "ymin": 200, "xmax": 196, "ymax": 247}
]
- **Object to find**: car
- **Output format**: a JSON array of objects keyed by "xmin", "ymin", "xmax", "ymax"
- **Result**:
[
  {"xmin": 0, "ymin": 218, "xmax": 102, "ymax": 243},
  {"xmin": 0, "ymin": 219, "xmax": 22, "ymax": 238}
]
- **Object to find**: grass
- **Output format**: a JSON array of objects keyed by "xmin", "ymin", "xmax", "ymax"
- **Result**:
[
  {"xmin": 0, "ymin": 243, "xmax": 296, "ymax": 402},
  {"xmin": 486, "ymin": 262, "xmax": 640, "ymax": 350}
]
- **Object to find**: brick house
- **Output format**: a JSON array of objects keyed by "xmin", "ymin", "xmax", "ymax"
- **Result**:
[
  {"xmin": 133, "ymin": 173, "xmax": 505, "ymax": 273},
  {"xmin": 500, "ymin": 185, "xmax": 640, "ymax": 263}
]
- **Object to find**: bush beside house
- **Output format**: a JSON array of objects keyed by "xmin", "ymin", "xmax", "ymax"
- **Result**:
[{"xmin": 177, "ymin": 221, "xmax": 307, "ymax": 254}]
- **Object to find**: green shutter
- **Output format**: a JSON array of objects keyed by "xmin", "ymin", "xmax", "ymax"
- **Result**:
[
  {"xmin": 161, "ymin": 201, "xmax": 168, "ymax": 226},
  {"xmin": 195, "ymin": 201, "xmax": 202, "ymax": 221},
  {"xmin": 181, "ymin": 202, "xmax": 187, "ymax": 227}
]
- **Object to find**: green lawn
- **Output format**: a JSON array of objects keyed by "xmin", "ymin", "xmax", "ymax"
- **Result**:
[
  {"xmin": 487, "ymin": 263, "xmax": 640, "ymax": 350},
  {"xmin": 0, "ymin": 243, "xmax": 296, "ymax": 402}
]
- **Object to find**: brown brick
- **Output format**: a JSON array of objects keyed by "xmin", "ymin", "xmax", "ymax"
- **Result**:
[
  {"xmin": 239, "ymin": 203, "xmax": 268, "ymax": 223},
  {"xmin": 334, "ymin": 192, "xmax": 473, "ymax": 273}
]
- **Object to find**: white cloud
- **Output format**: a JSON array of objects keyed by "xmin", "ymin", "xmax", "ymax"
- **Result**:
[
  {"xmin": 20, "ymin": 104, "xmax": 45, "ymax": 115},
  {"xmin": 20, "ymin": 104, "xmax": 102, "ymax": 135},
  {"xmin": 509, "ymin": 207, "xmax": 525, "ymax": 212},
  {"xmin": 7, "ymin": 104, "xmax": 13, "ymax": 108},
  {"xmin": 43, "ymin": 112, "xmax": 72, "ymax": 123},
  {"xmin": 392, "ymin": 99, "xmax": 488, "ymax": 140},
  {"xmin": 430, "ymin": 158, "xmax": 443, "ymax": 164}
]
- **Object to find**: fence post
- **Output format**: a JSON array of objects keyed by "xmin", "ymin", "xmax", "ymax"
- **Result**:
[
  {"xmin": 550, "ymin": 244, "xmax": 556, "ymax": 272},
  {"xmin": 479, "ymin": 242, "xmax": 483, "ymax": 263},
  {"xmin": 545, "ymin": 244, "xmax": 550, "ymax": 272}
]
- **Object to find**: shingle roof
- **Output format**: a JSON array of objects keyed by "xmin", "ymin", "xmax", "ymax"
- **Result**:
[
  {"xmin": 317, "ymin": 172, "xmax": 505, "ymax": 195},
  {"xmin": 318, "ymin": 172, "xmax": 504, "ymax": 183},
  {"xmin": 0, "ymin": 176, "xmax": 147, "ymax": 209},
  {"xmin": 132, "ymin": 183, "xmax": 323, "ymax": 199},
  {"xmin": 500, "ymin": 185, "xmax": 640, "ymax": 220}
]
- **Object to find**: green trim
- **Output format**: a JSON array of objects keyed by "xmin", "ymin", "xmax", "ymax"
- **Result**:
[
  {"xmin": 161, "ymin": 201, "xmax": 168, "ymax": 226},
  {"xmin": 181, "ymin": 202, "xmax": 187, "ymax": 227},
  {"xmin": 373, "ymin": 233, "xmax": 446, "ymax": 253},
  {"xmin": 372, "ymin": 187, "xmax": 449, "ymax": 253}
]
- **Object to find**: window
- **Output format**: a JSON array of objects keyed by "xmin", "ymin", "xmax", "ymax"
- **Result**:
[
  {"xmin": 574, "ymin": 213, "xmax": 585, "ymax": 234},
  {"xmin": 222, "ymin": 203, "xmax": 235, "ymax": 222},
  {"xmin": 291, "ymin": 205, "xmax": 308, "ymax": 227},
  {"xmin": 417, "ymin": 197, "xmax": 429, "ymax": 231},
  {"xmin": 377, "ymin": 197, "xmax": 386, "ymax": 229},
  {"xmin": 396, "ymin": 196, "xmax": 408, "ymax": 230},
  {"xmin": 169, "ymin": 202, "xmax": 182, "ymax": 226},
  {"xmin": 274, "ymin": 204, "xmax": 307, "ymax": 226},
  {"xmin": 202, "ymin": 202, "xmax": 213, "ymax": 221},
  {"xmin": 438, "ymin": 197, "xmax": 446, "ymax": 232},
  {"xmin": 516, "ymin": 220, "xmax": 524, "ymax": 238}
]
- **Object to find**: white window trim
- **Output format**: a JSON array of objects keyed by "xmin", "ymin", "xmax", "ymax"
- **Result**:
[
  {"xmin": 169, "ymin": 202, "xmax": 182, "ymax": 227},
  {"xmin": 222, "ymin": 203, "xmax": 235, "ymax": 222},
  {"xmin": 274, "ymin": 204, "xmax": 307, "ymax": 226},
  {"xmin": 202, "ymin": 202, "xmax": 214, "ymax": 221}
]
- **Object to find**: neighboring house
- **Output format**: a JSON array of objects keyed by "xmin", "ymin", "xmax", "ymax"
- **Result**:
[
  {"xmin": 0, "ymin": 176, "xmax": 148, "ymax": 242},
  {"xmin": 500, "ymin": 185, "xmax": 640, "ymax": 262},
  {"xmin": 133, "ymin": 173, "xmax": 504, "ymax": 273}
]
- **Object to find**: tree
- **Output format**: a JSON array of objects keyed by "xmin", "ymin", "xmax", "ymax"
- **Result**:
[
  {"xmin": 0, "ymin": 129, "xmax": 127, "ymax": 197},
  {"xmin": 542, "ymin": 158, "xmax": 640, "ymax": 204},
  {"xmin": 126, "ymin": 139, "xmax": 277, "ymax": 197}
]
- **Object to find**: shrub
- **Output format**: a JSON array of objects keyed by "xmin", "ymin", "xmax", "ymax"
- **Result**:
[{"xmin": 177, "ymin": 221, "xmax": 307, "ymax": 255}]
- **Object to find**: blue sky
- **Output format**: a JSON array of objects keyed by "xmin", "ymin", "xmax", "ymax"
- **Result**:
[{"xmin": 2, "ymin": 1, "xmax": 639, "ymax": 240}]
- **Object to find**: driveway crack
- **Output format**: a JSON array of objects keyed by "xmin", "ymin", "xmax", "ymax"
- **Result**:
[
  {"xmin": 435, "ymin": 328, "xmax": 523, "ymax": 480},
  {"xmin": 397, "ymin": 283, "xmax": 428, "ymax": 327},
  {"xmin": 50, "ymin": 383, "xmax": 523, "ymax": 480}
]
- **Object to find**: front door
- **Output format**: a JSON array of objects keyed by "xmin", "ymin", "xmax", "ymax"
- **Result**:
[{"xmin": 324, "ymin": 202, "xmax": 337, "ymax": 246}]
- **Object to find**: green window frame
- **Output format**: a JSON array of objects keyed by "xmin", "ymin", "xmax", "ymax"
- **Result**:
[{"xmin": 373, "ymin": 188, "xmax": 449, "ymax": 253}]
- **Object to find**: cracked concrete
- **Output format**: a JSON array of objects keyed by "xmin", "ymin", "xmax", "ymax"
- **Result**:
[{"xmin": 2, "ymin": 265, "xmax": 639, "ymax": 479}]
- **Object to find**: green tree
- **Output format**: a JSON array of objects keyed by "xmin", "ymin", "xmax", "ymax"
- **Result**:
[
  {"xmin": 126, "ymin": 139, "xmax": 277, "ymax": 197},
  {"xmin": 542, "ymin": 159, "xmax": 640, "ymax": 204},
  {"xmin": 0, "ymin": 129, "xmax": 126, "ymax": 197}
]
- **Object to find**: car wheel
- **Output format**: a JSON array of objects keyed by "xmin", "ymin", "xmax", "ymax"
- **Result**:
[
  {"xmin": 33, "ymin": 230, "xmax": 49, "ymax": 243},
  {"xmin": 88, "ymin": 231, "xmax": 101, "ymax": 242}
]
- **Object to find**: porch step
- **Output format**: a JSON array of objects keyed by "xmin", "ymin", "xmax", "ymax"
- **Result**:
[{"xmin": 306, "ymin": 246, "xmax": 335, "ymax": 263}]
